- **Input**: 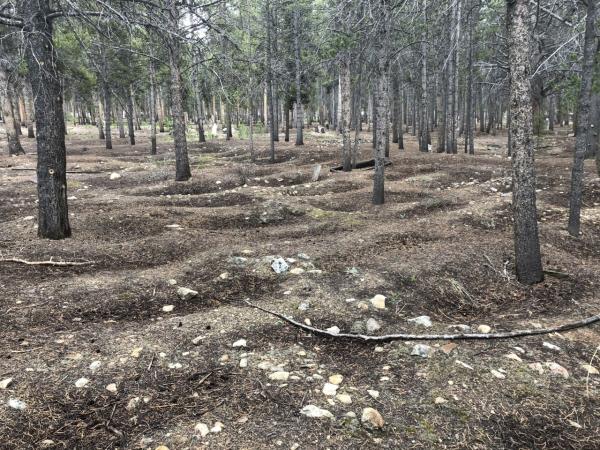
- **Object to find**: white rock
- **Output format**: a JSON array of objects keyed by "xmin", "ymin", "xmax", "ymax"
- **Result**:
[
  {"xmin": 162, "ymin": 305, "xmax": 175, "ymax": 312},
  {"xmin": 328, "ymin": 374, "xmax": 343, "ymax": 385},
  {"xmin": 326, "ymin": 326, "xmax": 340, "ymax": 335},
  {"xmin": 167, "ymin": 279, "xmax": 177, "ymax": 285},
  {"xmin": 271, "ymin": 257, "xmax": 289, "ymax": 273},
  {"xmin": 8, "ymin": 398, "xmax": 26, "ymax": 410},
  {"xmin": 546, "ymin": 362, "xmax": 569, "ymax": 379},
  {"xmin": 211, "ymin": 421, "xmax": 224, "ymax": 433},
  {"xmin": 240, "ymin": 358, "xmax": 248, "ymax": 368},
  {"xmin": 491, "ymin": 370, "xmax": 506, "ymax": 379},
  {"xmin": 75, "ymin": 378, "xmax": 89, "ymax": 388},
  {"xmin": 408, "ymin": 316, "xmax": 432, "ymax": 327},
  {"xmin": 367, "ymin": 389, "xmax": 379, "ymax": 399},
  {"xmin": 177, "ymin": 287, "xmax": 198, "ymax": 301},
  {"xmin": 361, "ymin": 407, "xmax": 384, "ymax": 429},
  {"xmin": 322, "ymin": 383, "xmax": 339, "ymax": 396},
  {"xmin": 543, "ymin": 342, "xmax": 561, "ymax": 352},
  {"xmin": 126, "ymin": 397, "xmax": 141, "ymax": 410},
  {"xmin": 455, "ymin": 360, "xmax": 474, "ymax": 370},
  {"xmin": 581, "ymin": 364, "xmax": 599, "ymax": 375},
  {"xmin": 195, "ymin": 422, "xmax": 210, "ymax": 437},
  {"xmin": 89, "ymin": 360, "xmax": 102, "ymax": 371},
  {"xmin": 477, "ymin": 325, "xmax": 491, "ymax": 334},
  {"xmin": 269, "ymin": 371, "xmax": 290, "ymax": 381},
  {"xmin": 370, "ymin": 294, "xmax": 386, "ymax": 309},
  {"xmin": 505, "ymin": 353, "xmax": 523, "ymax": 362},
  {"xmin": 290, "ymin": 267, "xmax": 305, "ymax": 275},
  {"xmin": 109, "ymin": 172, "xmax": 121, "ymax": 180},
  {"xmin": 411, "ymin": 344, "xmax": 432, "ymax": 358},
  {"xmin": 336, "ymin": 393, "xmax": 352, "ymax": 404},
  {"xmin": 300, "ymin": 404, "xmax": 333, "ymax": 419},
  {"xmin": 0, "ymin": 378, "xmax": 13, "ymax": 389},
  {"xmin": 232, "ymin": 339, "xmax": 247, "ymax": 348},
  {"xmin": 366, "ymin": 318, "xmax": 381, "ymax": 333},
  {"xmin": 192, "ymin": 336, "xmax": 204, "ymax": 345},
  {"xmin": 106, "ymin": 383, "xmax": 117, "ymax": 393}
]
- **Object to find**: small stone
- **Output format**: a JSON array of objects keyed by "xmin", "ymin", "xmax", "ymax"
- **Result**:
[
  {"xmin": 127, "ymin": 397, "xmax": 141, "ymax": 410},
  {"xmin": 441, "ymin": 343, "xmax": 458, "ymax": 355},
  {"xmin": 89, "ymin": 360, "xmax": 102, "ymax": 371},
  {"xmin": 0, "ymin": 378, "xmax": 13, "ymax": 389},
  {"xmin": 434, "ymin": 396, "xmax": 447, "ymax": 404},
  {"xmin": 491, "ymin": 370, "xmax": 505, "ymax": 379},
  {"xmin": 356, "ymin": 301, "xmax": 369, "ymax": 311},
  {"xmin": 219, "ymin": 272, "xmax": 230, "ymax": 279},
  {"xmin": 528, "ymin": 362, "xmax": 545, "ymax": 374},
  {"xmin": 408, "ymin": 316, "xmax": 432, "ymax": 327},
  {"xmin": 581, "ymin": 364, "xmax": 599, "ymax": 375},
  {"xmin": 374, "ymin": 346, "xmax": 384, "ymax": 353},
  {"xmin": 546, "ymin": 362, "xmax": 569, "ymax": 379},
  {"xmin": 477, "ymin": 325, "xmax": 491, "ymax": 334},
  {"xmin": 269, "ymin": 371, "xmax": 290, "ymax": 381},
  {"xmin": 336, "ymin": 393, "xmax": 352, "ymax": 404},
  {"xmin": 106, "ymin": 383, "xmax": 117, "ymax": 393},
  {"xmin": 449, "ymin": 324, "xmax": 471, "ymax": 332},
  {"xmin": 75, "ymin": 378, "xmax": 89, "ymax": 388},
  {"xmin": 195, "ymin": 422, "xmax": 210, "ymax": 437},
  {"xmin": 328, "ymin": 374, "xmax": 343, "ymax": 385},
  {"xmin": 567, "ymin": 419, "xmax": 583, "ymax": 429},
  {"xmin": 240, "ymin": 358, "xmax": 248, "ymax": 368},
  {"xmin": 411, "ymin": 344, "xmax": 432, "ymax": 358},
  {"xmin": 131, "ymin": 347, "xmax": 143, "ymax": 358},
  {"xmin": 505, "ymin": 353, "xmax": 523, "ymax": 362},
  {"xmin": 326, "ymin": 326, "xmax": 340, "ymax": 335},
  {"xmin": 232, "ymin": 339, "xmax": 247, "ymax": 348},
  {"xmin": 211, "ymin": 421, "xmax": 224, "ymax": 433},
  {"xmin": 192, "ymin": 336, "xmax": 204, "ymax": 345},
  {"xmin": 300, "ymin": 404, "xmax": 333, "ymax": 419},
  {"xmin": 219, "ymin": 354, "xmax": 229, "ymax": 362},
  {"xmin": 304, "ymin": 318, "xmax": 312, "ymax": 326},
  {"xmin": 366, "ymin": 318, "xmax": 381, "ymax": 333},
  {"xmin": 155, "ymin": 446, "xmax": 169, "ymax": 450},
  {"xmin": 455, "ymin": 360, "xmax": 474, "ymax": 370},
  {"xmin": 162, "ymin": 305, "xmax": 175, "ymax": 312},
  {"xmin": 8, "ymin": 398, "xmax": 26, "ymax": 410},
  {"xmin": 370, "ymin": 294, "xmax": 386, "ymax": 309},
  {"xmin": 40, "ymin": 440, "xmax": 55, "ymax": 448},
  {"xmin": 361, "ymin": 407, "xmax": 384, "ymax": 430},
  {"xmin": 271, "ymin": 257, "xmax": 289, "ymax": 274},
  {"xmin": 367, "ymin": 389, "xmax": 379, "ymax": 398},
  {"xmin": 167, "ymin": 279, "xmax": 177, "ymax": 285},
  {"xmin": 322, "ymin": 383, "xmax": 339, "ymax": 396},
  {"xmin": 290, "ymin": 267, "xmax": 305, "ymax": 275},
  {"xmin": 543, "ymin": 342, "xmax": 561, "ymax": 352},
  {"xmin": 109, "ymin": 172, "xmax": 121, "ymax": 180},
  {"xmin": 177, "ymin": 287, "xmax": 198, "ymax": 301}
]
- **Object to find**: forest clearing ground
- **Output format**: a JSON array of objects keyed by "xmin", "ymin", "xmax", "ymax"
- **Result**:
[{"xmin": 0, "ymin": 125, "xmax": 599, "ymax": 449}]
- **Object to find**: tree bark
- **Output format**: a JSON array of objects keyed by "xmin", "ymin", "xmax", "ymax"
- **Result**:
[
  {"xmin": 340, "ymin": 55, "xmax": 352, "ymax": 171},
  {"xmin": 293, "ymin": 8, "xmax": 304, "ymax": 146},
  {"xmin": 568, "ymin": 0, "xmax": 598, "ymax": 236},
  {"xmin": 21, "ymin": 0, "xmax": 71, "ymax": 239},
  {"xmin": 149, "ymin": 57, "xmax": 158, "ymax": 154},
  {"xmin": 507, "ymin": 0, "xmax": 543, "ymax": 284},
  {"xmin": 126, "ymin": 85, "xmax": 135, "ymax": 145},
  {"xmin": 0, "ymin": 67, "xmax": 25, "ymax": 155}
]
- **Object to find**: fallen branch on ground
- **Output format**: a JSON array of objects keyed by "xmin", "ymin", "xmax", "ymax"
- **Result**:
[
  {"xmin": 244, "ymin": 300, "xmax": 600, "ymax": 342},
  {"xmin": 0, "ymin": 258, "xmax": 94, "ymax": 266},
  {"xmin": 10, "ymin": 168, "xmax": 105, "ymax": 174},
  {"xmin": 330, "ymin": 158, "xmax": 392, "ymax": 172}
]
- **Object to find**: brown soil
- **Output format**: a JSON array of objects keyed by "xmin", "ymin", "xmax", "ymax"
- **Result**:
[{"xmin": 0, "ymin": 126, "xmax": 599, "ymax": 450}]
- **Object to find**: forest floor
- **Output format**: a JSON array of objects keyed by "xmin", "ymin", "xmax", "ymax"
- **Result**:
[{"xmin": 0, "ymin": 124, "xmax": 599, "ymax": 450}]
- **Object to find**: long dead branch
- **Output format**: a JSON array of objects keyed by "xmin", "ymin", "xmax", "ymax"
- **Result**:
[
  {"xmin": 0, "ymin": 258, "xmax": 94, "ymax": 266},
  {"xmin": 245, "ymin": 300, "xmax": 600, "ymax": 342}
]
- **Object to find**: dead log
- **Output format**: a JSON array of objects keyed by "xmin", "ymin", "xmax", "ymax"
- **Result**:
[
  {"xmin": 330, "ymin": 158, "xmax": 392, "ymax": 172},
  {"xmin": 0, "ymin": 258, "xmax": 94, "ymax": 266}
]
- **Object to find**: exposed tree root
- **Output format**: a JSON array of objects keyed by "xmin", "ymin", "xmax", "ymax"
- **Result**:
[
  {"xmin": 245, "ymin": 300, "xmax": 600, "ymax": 342},
  {"xmin": 0, "ymin": 258, "xmax": 94, "ymax": 266}
]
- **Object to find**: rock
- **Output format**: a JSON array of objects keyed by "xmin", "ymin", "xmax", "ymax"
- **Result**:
[
  {"xmin": 162, "ymin": 305, "xmax": 174, "ymax": 313},
  {"xmin": 411, "ymin": 344, "xmax": 432, "ymax": 358},
  {"xmin": 290, "ymin": 267, "xmax": 305, "ymax": 275},
  {"xmin": 361, "ymin": 407, "xmax": 384, "ymax": 430},
  {"xmin": 336, "ymin": 393, "xmax": 352, "ymax": 404},
  {"xmin": 567, "ymin": 419, "xmax": 583, "ymax": 429},
  {"xmin": 8, "ymin": 398, "xmax": 26, "ymax": 410},
  {"xmin": 89, "ymin": 360, "xmax": 102, "ymax": 371},
  {"xmin": 491, "ymin": 370, "xmax": 505, "ymax": 379},
  {"xmin": 351, "ymin": 321, "xmax": 366, "ymax": 334},
  {"xmin": 369, "ymin": 294, "xmax": 386, "ymax": 309},
  {"xmin": 311, "ymin": 164, "xmax": 322, "ymax": 182},
  {"xmin": 165, "ymin": 224, "xmax": 181, "ymax": 229},
  {"xmin": 300, "ymin": 404, "xmax": 333, "ymax": 419},
  {"xmin": 192, "ymin": 336, "xmax": 204, "ymax": 345},
  {"xmin": 167, "ymin": 279, "xmax": 177, "ymax": 285},
  {"xmin": 109, "ymin": 172, "xmax": 121, "ymax": 180},
  {"xmin": 232, "ymin": 339, "xmax": 247, "ymax": 348},
  {"xmin": 40, "ymin": 440, "xmax": 55, "ymax": 448},
  {"xmin": 326, "ymin": 326, "xmax": 340, "ymax": 335},
  {"xmin": 546, "ymin": 362, "xmax": 569, "ymax": 379},
  {"xmin": 240, "ymin": 358, "xmax": 248, "ymax": 368},
  {"xmin": 441, "ymin": 343, "xmax": 458, "ymax": 355},
  {"xmin": 581, "ymin": 364, "xmax": 599, "ymax": 375},
  {"xmin": 366, "ymin": 318, "xmax": 381, "ymax": 333},
  {"xmin": 106, "ymin": 383, "xmax": 117, "ymax": 393},
  {"xmin": 528, "ymin": 362, "xmax": 545, "ymax": 374},
  {"xmin": 211, "ymin": 421, "xmax": 224, "ymax": 433},
  {"xmin": 298, "ymin": 301, "xmax": 310, "ymax": 311},
  {"xmin": 449, "ymin": 324, "xmax": 471, "ymax": 332},
  {"xmin": 322, "ymin": 383, "xmax": 339, "ymax": 396},
  {"xmin": 434, "ymin": 397, "xmax": 447, "ymax": 404},
  {"xmin": 269, "ymin": 371, "xmax": 290, "ymax": 381},
  {"xmin": 543, "ymin": 342, "xmax": 561, "ymax": 352},
  {"xmin": 177, "ymin": 287, "xmax": 198, "ymax": 301},
  {"xmin": 304, "ymin": 318, "xmax": 312, "ymax": 326},
  {"xmin": 328, "ymin": 374, "xmax": 343, "ymax": 385},
  {"xmin": 75, "ymin": 378, "xmax": 89, "ymax": 388},
  {"xmin": 219, "ymin": 272, "xmax": 230, "ymax": 279},
  {"xmin": 155, "ymin": 446, "xmax": 169, "ymax": 450},
  {"xmin": 505, "ymin": 353, "xmax": 523, "ymax": 362},
  {"xmin": 127, "ymin": 397, "xmax": 141, "ymax": 410},
  {"xmin": 455, "ymin": 360, "xmax": 474, "ymax": 370},
  {"xmin": 367, "ymin": 390, "xmax": 379, "ymax": 399},
  {"xmin": 195, "ymin": 422, "xmax": 210, "ymax": 437},
  {"xmin": 408, "ymin": 316, "xmax": 432, "ymax": 327},
  {"xmin": 297, "ymin": 253, "xmax": 310, "ymax": 260},
  {"xmin": 219, "ymin": 354, "xmax": 229, "ymax": 362},
  {"xmin": 0, "ymin": 378, "xmax": 13, "ymax": 389},
  {"xmin": 477, "ymin": 325, "xmax": 491, "ymax": 334},
  {"xmin": 271, "ymin": 257, "xmax": 289, "ymax": 274}
]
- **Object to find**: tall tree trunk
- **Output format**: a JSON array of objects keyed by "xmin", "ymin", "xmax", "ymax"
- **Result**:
[
  {"xmin": 507, "ymin": 0, "xmax": 543, "ymax": 284},
  {"xmin": 96, "ymin": 93, "xmax": 105, "ymax": 140},
  {"xmin": 0, "ymin": 68, "xmax": 25, "ymax": 155},
  {"xmin": 419, "ymin": 0, "xmax": 429, "ymax": 152},
  {"xmin": 102, "ymin": 79, "xmax": 112, "ymax": 149},
  {"xmin": 266, "ymin": 0, "xmax": 276, "ymax": 162},
  {"xmin": 126, "ymin": 85, "xmax": 135, "ymax": 145},
  {"xmin": 21, "ymin": 0, "xmax": 71, "ymax": 239},
  {"xmin": 116, "ymin": 105, "xmax": 125, "ymax": 139},
  {"xmin": 293, "ymin": 8, "xmax": 304, "ymax": 146},
  {"xmin": 568, "ymin": 0, "xmax": 598, "ymax": 236},
  {"xmin": 193, "ymin": 66, "xmax": 205, "ymax": 144},
  {"xmin": 341, "ymin": 55, "xmax": 352, "ymax": 171},
  {"xmin": 23, "ymin": 81, "xmax": 35, "ymax": 138},
  {"xmin": 149, "ymin": 57, "xmax": 158, "ymax": 154},
  {"xmin": 158, "ymin": 86, "xmax": 165, "ymax": 133}
]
